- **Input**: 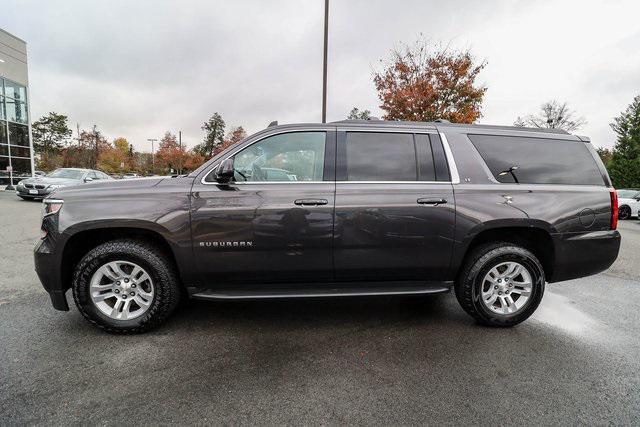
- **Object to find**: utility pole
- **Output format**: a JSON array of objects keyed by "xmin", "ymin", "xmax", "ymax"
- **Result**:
[
  {"xmin": 321, "ymin": 0, "xmax": 329, "ymax": 123},
  {"xmin": 178, "ymin": 131, "xmax": 183, "ymax": 175}
]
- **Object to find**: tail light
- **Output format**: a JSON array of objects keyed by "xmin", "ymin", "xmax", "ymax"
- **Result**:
[{"xmin": 610, "ymin": 188, "xmax": 618, "ymax": 230}]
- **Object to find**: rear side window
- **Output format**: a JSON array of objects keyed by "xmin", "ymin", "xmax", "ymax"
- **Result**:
[
  {"xmin": 343, "ymin": 132, "xmax": 450, "ymax": 182},
  {"xmin": 468, "ymin": 134, "xmax": 604, "ymax": 185},
  {"xmin": 345, "ymin": 132, "xmax": 415, "ymax": 181}
]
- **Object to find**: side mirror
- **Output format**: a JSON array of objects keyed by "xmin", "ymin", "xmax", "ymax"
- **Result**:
[
  {"xmin": 84, "ymin": 177, "xmax": 93, "ymax": 182},
  {"xmin": 215, "ymin": 158, "xmax": 235, "ymax": 183}
]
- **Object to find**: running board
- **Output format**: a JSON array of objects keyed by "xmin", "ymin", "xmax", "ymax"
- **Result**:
[{"xmin": 190, "ymin": 282, "xmax": 451, "ymax": 301}]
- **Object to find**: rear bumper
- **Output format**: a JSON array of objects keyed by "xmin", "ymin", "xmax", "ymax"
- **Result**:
[{"xmin": 550, "ymin": 230, "xmax": 621, "ymax": 282}]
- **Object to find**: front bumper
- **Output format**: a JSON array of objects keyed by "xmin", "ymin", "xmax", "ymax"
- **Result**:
[
  {"xmin": 550, "ymin": 230, "xmax": 621, "ymax": 282},
  {"xmin": 17, "ymin": 187, "xmax": 52, "ymax": 198},
  {"xmin": 34, "ymin": 226, "xmax": 69, "ymax": 311}
]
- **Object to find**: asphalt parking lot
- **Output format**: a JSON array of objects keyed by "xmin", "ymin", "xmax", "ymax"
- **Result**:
[{"xmin": 1, "ymin": 190, "xmax": 639, "ymax": 425}]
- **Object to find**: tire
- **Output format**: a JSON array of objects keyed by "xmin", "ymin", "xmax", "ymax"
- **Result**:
[
  {"xmin": 618, "ymin": 205, "xmax": 631, "ymax": 220},
  {"xmin": 455, "ymin": 242, "xmax": 545, "ymax": 327},
  {"xmin": 72, "ymin": 239, "xmax": 181, "ymax": 333}
]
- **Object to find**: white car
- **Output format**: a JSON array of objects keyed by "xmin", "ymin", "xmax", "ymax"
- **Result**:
[{"xmin": 617, "ymin": 189, "xmax": 640, "ymax": 220}]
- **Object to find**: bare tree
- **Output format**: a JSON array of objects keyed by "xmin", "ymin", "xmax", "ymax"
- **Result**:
[{"xmin": 514, "ymin": 100, "xmax": 586, "ymax": 132}]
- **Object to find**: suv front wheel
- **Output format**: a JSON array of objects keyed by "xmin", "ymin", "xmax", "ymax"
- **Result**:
[
  {"xmin": 455, "ymin": 243, "xmax": 545, "ymax": 327},
  {"xmin": 72, "ymin": 240, "xmax": 181, "ymax": 333}
]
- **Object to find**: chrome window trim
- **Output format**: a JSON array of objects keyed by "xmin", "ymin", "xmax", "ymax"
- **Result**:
[
  {"xmin": 199, "ymin": 127, "xmax": 460, "ymax": 186},
  {"xmin": 439, "ymin": 132, "xmax": 460, "ymax": 184}
]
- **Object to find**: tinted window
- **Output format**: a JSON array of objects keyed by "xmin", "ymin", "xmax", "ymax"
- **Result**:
[
  {"xmin": 469, "ymin": 134, "xmax": 604, "ymax": 185},
  {"xmin": 233, "ymin": 132, "xmax": 325, "ymax": 182},
  {"xmin": 345, "ymin": 132, "xmax": 416, "ymax": 181}
]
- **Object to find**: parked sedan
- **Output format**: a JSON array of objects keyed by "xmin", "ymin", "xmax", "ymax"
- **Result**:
[
  {"xmin": 617, "ymin": 189, "xmax": 640, "ymax": 219},
  {"xmin": 16, "ymin": 168, "xmax": 112, "ymax": 200}
]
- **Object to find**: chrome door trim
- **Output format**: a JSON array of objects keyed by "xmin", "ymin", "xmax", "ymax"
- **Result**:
[{"xmin": 439, "ymin": 132, "xmax": 460, "ymax": 184}]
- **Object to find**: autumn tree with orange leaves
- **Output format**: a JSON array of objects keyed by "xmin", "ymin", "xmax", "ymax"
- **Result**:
[
  {"xmin": 374, "ymin": 40, "xmax": 487, "ymax": 123},
  {"xmin": 214, "ymin": 126, "xmax": 247, "ymax": 155},
  {"xmin": 154, "ymin": 131, "xmax": 204, "ymax": 175}
]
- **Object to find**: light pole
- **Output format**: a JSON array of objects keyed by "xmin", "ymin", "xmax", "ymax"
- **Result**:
[
  {"xmin": 147, "ymin": 138, "xmax": 157, "ymax": 168},
  {"xmin": 178, "ymin": 131, "xmax": 182, "ymax": 175},
  {"xmin": 321, "ymin": 0, "xmax": 329, "ymax": 123}
]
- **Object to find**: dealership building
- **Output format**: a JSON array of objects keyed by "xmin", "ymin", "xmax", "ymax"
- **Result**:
[{"xmin": 0, "ymin": 28, "xmax": 33, "ymax": 185}]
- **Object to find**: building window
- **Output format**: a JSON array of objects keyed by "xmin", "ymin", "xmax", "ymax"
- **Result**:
[
  {"xmin": 3, "ymin": 79, "xmax": 27, "ymax": 102},
  {"xmin": 8, "ymin": 122, "xmax": 29, "ymax": 147},
  {"xmin": 0, "ymin": 76, "xmax": 32, "ymax": 181},
  {"xmin": 5, "ymin": 98, "xmax": 28, "ymax": 124},
  {"xmin": 0, "ymin": 122, "xmax": 7, "ymax": 144}
]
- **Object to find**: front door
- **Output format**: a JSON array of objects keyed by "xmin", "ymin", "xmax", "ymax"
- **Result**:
[
  {"xmin": 190, "ymin": 130, "xmax": 335, "ymax": 288},
  {"xmin": 333, "ymin": 130, "xmax": 456, "ymax": 282}
]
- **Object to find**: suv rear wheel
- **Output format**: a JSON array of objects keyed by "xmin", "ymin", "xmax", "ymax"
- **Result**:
[
  {"xmin": 455, "ymin": 242, "xmax": 545, "ymax": 327},
  {"xmin": 72, "ymin": 240, "xmax": 181, "ymax": 333}
]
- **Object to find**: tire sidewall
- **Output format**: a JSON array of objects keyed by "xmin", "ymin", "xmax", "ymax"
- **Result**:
[
  {"xmin": 469, "ymin": 248, "xmax": 545, "ymax": 325},
  {"xmin": 73, "ymin": 244, "xmax": 169, "ymax": 330}
]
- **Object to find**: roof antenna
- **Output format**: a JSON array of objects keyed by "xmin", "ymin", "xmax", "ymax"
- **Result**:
[{"xmin": 268, "ymin": 120, "xmax": 278, "ymax": 127}]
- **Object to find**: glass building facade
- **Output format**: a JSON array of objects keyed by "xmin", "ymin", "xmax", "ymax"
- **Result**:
[
  {"xmin": 0, "ymin": 28, "xmax": 32, "ymax": 185},
  {"xmin": 0, "ymin": 77, "xmax": 32, "ymax": 180}
]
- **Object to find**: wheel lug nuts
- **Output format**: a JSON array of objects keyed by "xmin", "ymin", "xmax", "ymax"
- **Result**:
[
  {"xmin": 124, "ymin": 278, "xmax": 129, "ymax": 283},
  {"xmin": 122, "ymin": 295, "xmax": 127, "ymax": 299},
  {"xmin": 494, "ymin": 285, "xmax": 498, "ymax": 289},
  {"xmin": 116, "ymin": 281, "xmax": 121, "ymax": 286},
  {"xmin": 131, "ymin": 284, "xmax": 136, "ymax": 288},
  {"xmin": 497, "ymin": 279, "xmax": 502, "ymax": 283},
  {"xmin": 130, "ymin": 292, "xmax": 135, "ymax": 296},
  {"xmin": 114, "ymin": 289, "xmax": 120, "ymax": 293},
  {"xmin": 498, "ymin": 291, "xmax": 502, "ymax": 295}
]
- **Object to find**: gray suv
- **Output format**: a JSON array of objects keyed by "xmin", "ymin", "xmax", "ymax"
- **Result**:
[{"xmin": 34, "ymin": 120, "xmax": 621, "ymax": 333}]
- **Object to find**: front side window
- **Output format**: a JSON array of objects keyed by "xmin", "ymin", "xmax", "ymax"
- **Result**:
[
  {"xmin": 469, "ymin": 134, "xmax": 605, "ymax": 185},
  {"xmin": 345, "ymin": 132, "xmax": 416, "ymax": 181},
  {"xmin": 232, "ymin": 132, "xmax": 325, "ymax": 182}
]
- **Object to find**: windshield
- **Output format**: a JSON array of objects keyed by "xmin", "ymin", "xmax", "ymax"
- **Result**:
[
  {"xmin": 617, "ymin": 190, "xmax": 639, "ymax": 198},
  {"xmin": 47, "ymin": 169, "xmax": 85, "ymax": 180}
]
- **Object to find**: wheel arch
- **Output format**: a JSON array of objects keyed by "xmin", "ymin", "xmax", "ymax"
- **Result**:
[
  {"xmin": 454, "ymin": 221, "xmax": 556, "ymax": 282},
  {"xmin": 60, "ymin": 223, "xmax": 185, "ymax": 293}
]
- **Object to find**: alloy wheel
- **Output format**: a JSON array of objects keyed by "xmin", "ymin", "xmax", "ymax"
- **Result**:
[
  {"xmin": 480, "ymin": 261, "xmax": 532, "ymax": 315},
  {"xmin": 89, "ymin": 260, "xmax": 155, "ymax": 320}
]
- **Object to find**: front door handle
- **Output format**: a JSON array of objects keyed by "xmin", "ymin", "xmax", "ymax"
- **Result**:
[
  {"xmin": 417, "ymin": 198, "xmax": 447, "ymax": 206},
  {"xmin": 294, "ymin": 199, "xmax": 328, "ymax": 206}
]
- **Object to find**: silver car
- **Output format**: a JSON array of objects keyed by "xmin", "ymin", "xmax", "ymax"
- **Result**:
[{"xmin": 16, "ymin": 168, "xmax": 112, "ymax": 200}]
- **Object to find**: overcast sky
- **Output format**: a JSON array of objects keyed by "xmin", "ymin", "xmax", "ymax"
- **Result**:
[{"xmin": 2, "ymin": 0, "xmax": 639, "ymax": 151}]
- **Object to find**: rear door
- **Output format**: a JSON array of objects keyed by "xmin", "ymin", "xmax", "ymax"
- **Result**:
[
  {"xmin": 333, "ymin": 129, "xmax": 456, "ymax": 282},
  {"xmin": 190, "ymin": 129, "xmax": 336, "ymax": 287}
]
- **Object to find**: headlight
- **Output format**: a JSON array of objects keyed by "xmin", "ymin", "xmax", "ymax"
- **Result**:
[{"xmin": 43, "ymin": 199, "xmax": 64, "ymax": 217}]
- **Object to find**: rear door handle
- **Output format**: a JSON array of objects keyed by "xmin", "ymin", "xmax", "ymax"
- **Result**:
[
  {"xmin": 417, "ymin": 198, "xmax": 447, "ymax": 206},
  {"xmin": 294, "ymin": 199, "xmax": 328, "ymax": 206}
]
